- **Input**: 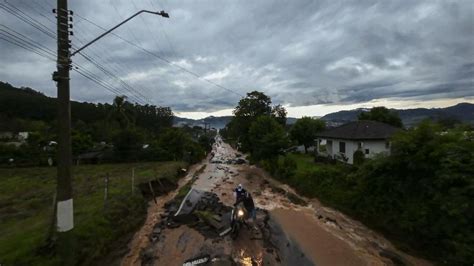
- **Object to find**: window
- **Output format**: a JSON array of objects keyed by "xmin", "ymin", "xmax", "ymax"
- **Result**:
[
  {"xmin": 358, "ymin": 142, "xmax": 363, "ymax": 149},
  {"xmin": 385, "ymin": 141, "xmax": 390, "ymax": 149},
  {"xmin": 365, "ymin": 149, "xmax": 370, "ymax": 154},
  {"xmin": 339, "ymin": 142, "xmax": 345, "ymax": 153}
]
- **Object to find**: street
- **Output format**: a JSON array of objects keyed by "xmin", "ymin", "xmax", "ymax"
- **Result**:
[{"xmin": 121, "ymin": 136, "xmax": 431, "ymax": 266}]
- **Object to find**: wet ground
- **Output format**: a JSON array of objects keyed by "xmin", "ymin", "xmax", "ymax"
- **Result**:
[{"xmin": 121, "ymin": 136, "xmax": 432, "ymax": 266}]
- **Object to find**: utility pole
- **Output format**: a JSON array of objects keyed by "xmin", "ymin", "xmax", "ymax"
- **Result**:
[
  {"xmin": 50, "ymin": 5, "xmax": 168, "ymax": 263},
  {"xmin": 53, "ymin": 0, "xmax": 74, "ymax": 263}
]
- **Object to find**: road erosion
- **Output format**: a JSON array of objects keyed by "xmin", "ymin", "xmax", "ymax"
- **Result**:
[{"xmin": 122, "ymin": 136, "xmax": 431, "ymax": 266}]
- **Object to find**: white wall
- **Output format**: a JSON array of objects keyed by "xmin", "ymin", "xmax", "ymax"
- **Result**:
[
  {"xmin": 318, "ymin": 138, "xmax": 391, "ymax": 164},
  {"xmin": 361, "ymin": 140, "xmax": 391, "ymax": 159}
]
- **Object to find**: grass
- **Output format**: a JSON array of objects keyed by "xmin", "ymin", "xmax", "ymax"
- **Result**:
[
  {"xmin": 0, "ymin": 161, "xmax": 186, "ymax": 265},
  {"xmin": 286, "ymin": 153, "xmax": 320, "ymax": 172}
]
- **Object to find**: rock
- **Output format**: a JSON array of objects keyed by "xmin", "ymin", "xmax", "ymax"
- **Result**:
[
  {"xmin": 139, "ymin": 247, "xmax": 155, "ymax": 265},
  {"xmin": 185, "ymin": 199, "xmax": 192, "ymax": 207},
  {"xmin": 167, "ymin": 222, "xmax": 181, "ymax": 229},
  {"xmin": 212, "ymin": 215, "xmax": 222, "ymax": 222},
  {"xmin": 203, "ymin": 216, "xmax": 223, "ymax": 230},
  {"xmin": 379, "ymin": 249, "xmax": 408, "ymax": 265},
  {"xmin": 235, "ymin": 158, "xmax": 246, "ymax": 164},
  {"xmin": 221, "ymin": 192, "xmax": 227, "ymax": 196},
  {"xmin": 152, "ymin": 227, "xmax": 161, "ymax": 235}
]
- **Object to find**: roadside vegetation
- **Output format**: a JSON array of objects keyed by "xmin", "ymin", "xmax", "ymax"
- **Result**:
[
  {"xmin": 0, "ymin": 83, "xmax": 216, "ymax": 167},
  {"xmin": 222, "ymin": 91, "xmax": 474, "ymax": 265},
  {"xmin": 0, "ymin": 83, "xmax": 217, "ymax": 265},
  {"xmin": 0, "ymin": 161, "xmax": 186, "ymax": 265}
]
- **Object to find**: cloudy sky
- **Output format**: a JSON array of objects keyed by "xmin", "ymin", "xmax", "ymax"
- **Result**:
[{"xmin": 0, "ymin": 0, "xmax": 473, "ymax": 118}]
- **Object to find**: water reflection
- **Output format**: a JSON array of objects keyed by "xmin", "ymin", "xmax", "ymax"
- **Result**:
[{"xmin": 236, "ymin": 249, "xmax": 263, "ymax": 266}]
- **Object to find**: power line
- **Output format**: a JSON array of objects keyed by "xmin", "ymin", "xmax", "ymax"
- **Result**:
[
  {"xmin": 130, "ymin": 0, "xmax": 163, "ymax": 53},
  {"xmin": 0, "ymin": 25, "xmax": 145, "ymax": 104},
  {"xmin": 74, "ymin": 12, "xmax": 244, "ymax": 98},
  {"xmin": 72, "ymin": 24, "xmax": 155, "ymax": 101},
  {"xmin": 147, "ymin": 0, "xmax": 178, "ymax": 57},
  {"xmin": 76, "ymin": 52, "xmax": 148, "ymax": 104},
  {"xmin": 0, "ymin": 33, "xmax": 55, "ymax": 61},
  {"xmin": 0, "ymin": 2, "xmax": 56, "ymax": 39},
  {"xmin": 0, "ymin": 24, "xmax": 56, "ymax": 58},
  {"xmin": 1, "ymin": 1, "xmax": 151, "ymax": 105}
]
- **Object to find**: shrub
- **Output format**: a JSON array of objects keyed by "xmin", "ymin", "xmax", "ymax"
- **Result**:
[{"xmin": 353, "ymin": 150, "xmax": 365, "ymax": 166}]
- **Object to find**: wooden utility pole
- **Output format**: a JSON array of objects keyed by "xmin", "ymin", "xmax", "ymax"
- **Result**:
[{"xmin": 53, "ymin": 0, "xmax": 74, "ymax": 263}]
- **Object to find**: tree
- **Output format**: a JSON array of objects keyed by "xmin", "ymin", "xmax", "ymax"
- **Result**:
[
  {"xmin": 233, "ymin": 91, "xmax": 272, "ymax": 118},
  {"xmin": 225, "ymin": 91, "xmax": 287, "ymax": 152},
  {"xmin": 272, "ymin": 104, "xmax": 287, "ymax": 126},
  {"xmin": 112, "ymin": 128, "xmax": 144, "ymax": 161},
  {"xmin": 290, "ymin": 117, "xmax": 325, "ymax": 153},
  {"xmin": 358, "ymin": 106, "xmax": 403, "ymax": 127},
  {"xmin": 108, "ymin": 96, "xmax": 134, "ymax": 129},
  {"xmin": 71, "ymin": 130, "xmax": 93, "ymax": 156},
  {"xmin": 157, "ymin": 128, "xmax": 206, "ymax": 163},
  {"xmin": 248, "ymin": 116, "xmax": 289, "ymax": 161},
  {"xmin": 352, "ymin": 121, "xmax": 474, "ymax": 264}
]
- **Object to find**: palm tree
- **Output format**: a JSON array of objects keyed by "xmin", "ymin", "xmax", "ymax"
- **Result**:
[{"xmin": 108, "ymin": 96, "xmax": 131, "ymax": 128}]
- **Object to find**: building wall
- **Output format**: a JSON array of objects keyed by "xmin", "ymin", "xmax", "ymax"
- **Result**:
[
  {"xmin": 319, "ymin": 138, "xmax": 391, "ymax": 164},
  {"xmin": 361, "ymin": 140, "xmax": 390, "ymax": 159}
]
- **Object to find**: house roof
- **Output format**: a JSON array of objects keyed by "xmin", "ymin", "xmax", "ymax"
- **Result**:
[{"xmin": 315, "ymin": 120, "xmax": 401, "ymax": 140}]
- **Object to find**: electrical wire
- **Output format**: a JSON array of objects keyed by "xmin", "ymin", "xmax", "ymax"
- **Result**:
[
  {"xmin": 75, "ymin": 12, "xmax": 244, "ymax": 98},
  {"xmin": 1, "ymin": 1, "xmax": 151, "ymax": 104}
]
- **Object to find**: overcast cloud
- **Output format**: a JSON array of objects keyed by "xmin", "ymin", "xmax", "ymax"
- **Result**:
[{"xmin": 0, "ymin": 0, "xmax": 473, "ymax": 117}]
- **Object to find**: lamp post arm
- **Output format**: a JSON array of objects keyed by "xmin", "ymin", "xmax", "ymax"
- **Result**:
[{"xmin": 71, "ymin": 10, "xmax": 168, "ymax": 56}]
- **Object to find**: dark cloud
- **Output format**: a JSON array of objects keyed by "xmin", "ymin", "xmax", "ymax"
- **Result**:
[{"xmin": 0, "ymin": 0, "xmax": 473, "ymax": 112}]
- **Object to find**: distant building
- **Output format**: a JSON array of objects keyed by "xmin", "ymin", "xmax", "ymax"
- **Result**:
[
  {"xmin": 0, "ymin": 131, "xmax": 14, "ymax": 140},
  {"xmin": 17, "ymin": 132, "xmax": 29, "ymax": 141},
  {"xmin": 315, "ymin": 120, "xmax": 401, "ymax": 164}
]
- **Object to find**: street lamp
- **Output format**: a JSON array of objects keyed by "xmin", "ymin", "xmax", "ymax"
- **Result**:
[
  {"xmin": 52, "ymin": 4, "xmax": 169, "ymax": 264},
  {"xmin": 71, "ymin": 10, "xmax": 169, "ymax": 56}
]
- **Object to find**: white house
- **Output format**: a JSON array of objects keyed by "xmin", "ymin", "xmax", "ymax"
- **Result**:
[{"xmin": 315, "ymin": 120, "xmax": 401, "ymax": 164}]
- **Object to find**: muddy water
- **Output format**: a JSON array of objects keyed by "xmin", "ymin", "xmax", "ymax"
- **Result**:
[{"xmin": 122, "ymin": 136, "xmax": 431, "ymax": 266}]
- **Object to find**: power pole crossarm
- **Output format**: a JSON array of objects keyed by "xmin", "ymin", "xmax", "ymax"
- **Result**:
[{"xmin": 71, "ymin": 10, "xmax": 169, "ymax": 56}]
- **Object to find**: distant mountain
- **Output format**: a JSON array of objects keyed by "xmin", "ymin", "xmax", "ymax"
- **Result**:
[
  {"xmin": 321, "ymin": 103, "xmax": 474, "ymax": 126},
  {"xmin": 173, "ymin": 116, "xmax": 233, "ymax": 129},
  {"xmin": 173, "ymin": 116, "xmax": 299, "ymax": 129}
]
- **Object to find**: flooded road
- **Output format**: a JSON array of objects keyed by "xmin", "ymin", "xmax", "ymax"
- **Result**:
[{"xmin": 122, "ymin": 136, "xmax": 431, "ymax": 266}]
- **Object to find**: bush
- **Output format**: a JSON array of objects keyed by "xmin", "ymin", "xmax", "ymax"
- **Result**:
[
  {"xmin": 268, "ymin": 123, "xmax": 474, "ymax": 265},
  {"xmin": 349, "ymin": 122, "xmax": 474, "ymax": 264},
  {"xmin": 274, "ymin": 156, "xmax": 297, "ymax": 179},
  {"xmin": 353, "ymin": 150, "xmax": 365, "ymax": 166}
]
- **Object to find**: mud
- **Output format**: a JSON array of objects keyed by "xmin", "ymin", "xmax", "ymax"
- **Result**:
[
  {"xmin": 138, "ymin": 177, "xmax": 178, "ymax": 199},
  {"xmin": 121, "ymin": 136, "xmax": 432, "ymax": 266}
]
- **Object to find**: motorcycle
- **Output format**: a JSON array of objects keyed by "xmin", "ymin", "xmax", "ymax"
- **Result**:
[{"xmin": 230, "ymin": 202, "xmax": 249, "ymax": 239}]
